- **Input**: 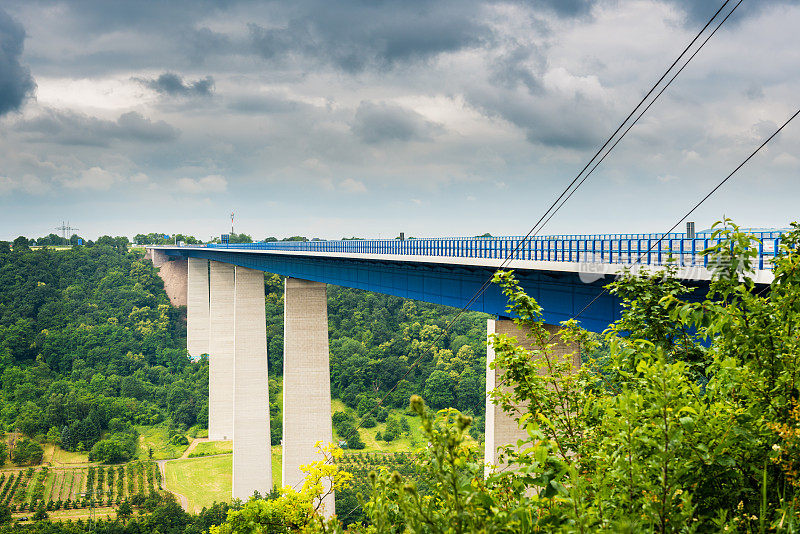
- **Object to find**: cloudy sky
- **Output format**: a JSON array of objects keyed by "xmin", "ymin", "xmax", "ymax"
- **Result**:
[{"xmin": 0, "ymin": 0, "xmax": 798, "ymax": 241}]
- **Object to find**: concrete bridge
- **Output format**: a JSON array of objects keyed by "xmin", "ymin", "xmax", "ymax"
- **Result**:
[{"xmin": 146, "ymin": 230, "xmax": 783, "ymax": 514}]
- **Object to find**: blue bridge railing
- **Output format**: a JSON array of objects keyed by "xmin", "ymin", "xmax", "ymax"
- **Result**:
[{"xmin": 197, "ymin": 231, "xmax": 785, "ymax": 271}]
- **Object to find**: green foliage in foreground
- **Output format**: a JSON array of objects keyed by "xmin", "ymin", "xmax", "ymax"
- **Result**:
[
  {"xmin": 211, "ymin": 220, "xmax": 800, "ymax": 533},
  {"xmin": 357, "ymin": 220, "xmax": 800, "ymax": 533}
]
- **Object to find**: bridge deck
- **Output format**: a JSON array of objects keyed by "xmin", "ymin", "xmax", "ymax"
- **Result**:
[{"xmin": 150, "ymin": 231, "xmax": 782, "ymax": 333}]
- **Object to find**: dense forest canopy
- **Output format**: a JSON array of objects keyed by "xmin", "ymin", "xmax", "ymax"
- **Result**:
[{"xmin": 0, "ymin": 243, "xmax": 206, "ymax": 463}]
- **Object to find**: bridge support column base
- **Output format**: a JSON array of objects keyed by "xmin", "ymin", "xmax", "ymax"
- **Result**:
[{"xmin": 282, "ymin": 278, "xmax": 335, "ymax": 517}]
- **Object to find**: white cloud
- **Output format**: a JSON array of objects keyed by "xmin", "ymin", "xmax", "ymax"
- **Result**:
[
  {"xmin": 772, "ymin": 152, "xmax": 800, "ymax": 169},
  {"xmin": 542, "ymin": 67, "xmax": 606, "ymax": 101},
  {"xmin": 20, "ymin": 175, "xmax": 49, "ymax": 195},
  {"xmin": 340, "ymin": 178, "xmax": 367, "ymax": 193},
  {"xmin": 657, "ymin": 174, "xmax": 680, "ymax": 183},
  {"xmin": 63, "ymin": 167, "xmax": 117, "ymax": 190},
  {"xmin": 0, "ymin": 175, "xmax": 51, "ymax": 195},
  {"xmin": 682, "ymin": 150, "xmax": 701, "ymax": 162},
  {"xmin": 176, "ymin": 174, "xmax": 228, "ymax": 194}
]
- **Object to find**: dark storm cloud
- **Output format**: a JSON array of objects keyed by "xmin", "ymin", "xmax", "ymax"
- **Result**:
[
  {"xmin": 530, "ymin": 0, "xmax": 595, "ymax": 17},
  {"xmin": 0, "ymin": 7, "xmax": 35, "ymax": 116},
  {"xmin": 352, "ymin": 101, "xmax": 441, "ymax": 144},
  {"xmin": 182, "ymin": 27, "xmax": 234, "ymax": 64},
  {"xmin": 227, "ymin": 93, "xmax": 305, "ymax": 114},
  {"xmin": 512, "ymin": 0, "xmax": 797, "ymax": 24},
  {"xmin": 17, "ymin": 109, "xmax": 179, "ymax": 146},
  {"xmin": 138, "ymin": 73, "xmax": 215, "ymax": 97},
  {"xmin": 32, "ymin": 0, "xmax": 229, "ymax": 32},
  {"xmin": 489, "ymin": 45, "xmax": 547, "ymax": 93},
  {"xmin": 667, "ymin": 0, "xmax": 799, "ymax": 24},
  {"xmin": 466, "ymin": 88, "xmax": 607, "ymax": 150},
  {"xmin": 248, "ymin": 0, "xmax": 491, "ymax": 72}
]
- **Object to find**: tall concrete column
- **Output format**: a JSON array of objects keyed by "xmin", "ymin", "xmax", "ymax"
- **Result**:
[
  {"xmin": 232, "ymin": 266, "xmax": 272, "ymax": 499},
  {"xmin": 208, "ymin": 261, "xmax": 235, "ymax": 441},
  {"xmin": 187, "ymin": 258, "xmax": 210, "ymax": 358},
  {"xmin": 282, "ymin": 278, "xmax": 335, "ymax": 516},
  {"xmin": 484, "ymin": 319, "xmax": 580, "ymax": 476}
]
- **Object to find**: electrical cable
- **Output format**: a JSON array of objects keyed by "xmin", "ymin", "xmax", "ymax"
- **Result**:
[
  {"xmin": 564, "ymin": 106, "xmax": 800, "ymax": 325},
  {"xmin": 333, "ymin": 0, "xmax": 739, "ymax": 455},
  {"xmin": 536, "ymin": 0, "xmax": 744, "ymax": 235},
  {"xmin": 289, "ymin": 0, "xmax": 741, "ymax": 504}
]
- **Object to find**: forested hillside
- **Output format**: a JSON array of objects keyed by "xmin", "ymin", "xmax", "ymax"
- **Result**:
[
  {"xmin": 0, "ymin": 243, "xmax": 206, "ymax": 463},
  {"xmin": 0, "ymin": 242, "xmax": 489, "ymax": 462}
]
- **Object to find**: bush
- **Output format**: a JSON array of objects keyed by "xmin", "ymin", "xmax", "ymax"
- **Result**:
[
  {"xmin": 11, "ymin": 439, "xmax": 43, "ymax": 465},
  {"xmin": 347, "ymin": 430, "xmax": 366, "ymax": 450},
  {"xmin": 170, "ymin": 434, "xmax": 189, "ymax": 447},
  {"xmin": 400, "ymin": 417, "xmax": 410, "ymax": 433},
  {"xmin": 90, "ymin": 436, "xmax": 135, "ymax": 463},
  {"xmin": 361, "ymin": 416, "xmax": 376, "ymax": 428},
  {"xmin": 32, "ymin": 507, "xmax": 48, "ymax": 521},
  {"xmin": 376, "ymin": 408, "xmax": 389, "ymax": 422}
]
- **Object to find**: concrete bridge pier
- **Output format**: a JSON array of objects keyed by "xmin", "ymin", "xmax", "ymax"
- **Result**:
[
  {"xmin": 187, "ymin": 257, "xmax": 209, "ymax": 358},
  {"xmin": 282, "ymin": 277, "xmax": 335, "ymax": 516},
  {"xmin": 484, "ymin": 319, "xmax": 581, "ymax": 477},
  {"xmin": 232, "ymin": 266, "xmax": 272, "ymax": 499},
  {"xmin": 208, "ymin": 261, "xmax": 235, "ymax": 441}
]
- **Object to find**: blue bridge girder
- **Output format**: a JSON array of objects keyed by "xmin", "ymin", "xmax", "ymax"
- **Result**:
[{"xmin": 152, "ymin": 230, "xmax": 783, "ymax": 333}]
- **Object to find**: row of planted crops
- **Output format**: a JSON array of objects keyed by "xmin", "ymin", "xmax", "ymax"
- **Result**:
[{"xmin": 0, "ymin": 461, "xmax": 161, "ymax": 512}]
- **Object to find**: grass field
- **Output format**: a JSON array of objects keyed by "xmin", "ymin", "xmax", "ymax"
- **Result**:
[
  {"xmin": 43, "ymin": 444, "xmax": 90, "ymax": 465},
  {"xmin": 191, "ymin": 440, "xmax": 232, "ymax": 456},
  {"xmin": 137, "ymin": 426, "xmax": 189, "ymax": 460},
  {"xmin": 14, "ymin": 506, "xmax": 120, "ymax": 521},
  {"xmin": 164, "ymin": 447, "xmax": 282, "ymax": 512},
  {"xmin": 164, "ymin": 455, "xmax": 232, "ymax": 513},
  {"xmin": 188, "ymin": 426, "xmax": 209, "ymax": 439}
]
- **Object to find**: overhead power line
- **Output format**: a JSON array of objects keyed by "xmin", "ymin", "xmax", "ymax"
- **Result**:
[
  {"xmin": 515, "ymin": 0, "xmax": 737, "ymax": 251},
  {"xmin": 333, "ymin": 71, "xmax": 800, "ymax": 534},
  {"xmin": 567, "ymin": 106, "xmax": 800, "ymax": 324},
  {"xmin": 537, "ymin": 0, "xmax": 744, "ymax": 235}
]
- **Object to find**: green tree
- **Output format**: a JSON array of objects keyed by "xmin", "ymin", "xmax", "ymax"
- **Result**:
[
  {"xmin": 117, "ymin": 500, "xmax": 133, "ymax": 520},
  {"xmin": 422, "ymin": 370, "xmax": 455, "ymax": 409},
  {"xmin": 11, "ymin": 439, "xmax": 43, "ymax": 465},
  {"xmin": 46, "ymin": 426, "xmax": 61, "ymax": 445},
  {"xmin": 32, "ymin": 505, "xmax": 48, "ymax": 521},
  {"xmin": 12, "ymin": 236, "xmax": 30, "ymax": 251},
  {"xmin": 348, "ymin": 222, "xmax": 800, "ymax": 533},
  {"xmin": 347, "ymin": 429, "xmax": 366, "ymax": 450}
]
